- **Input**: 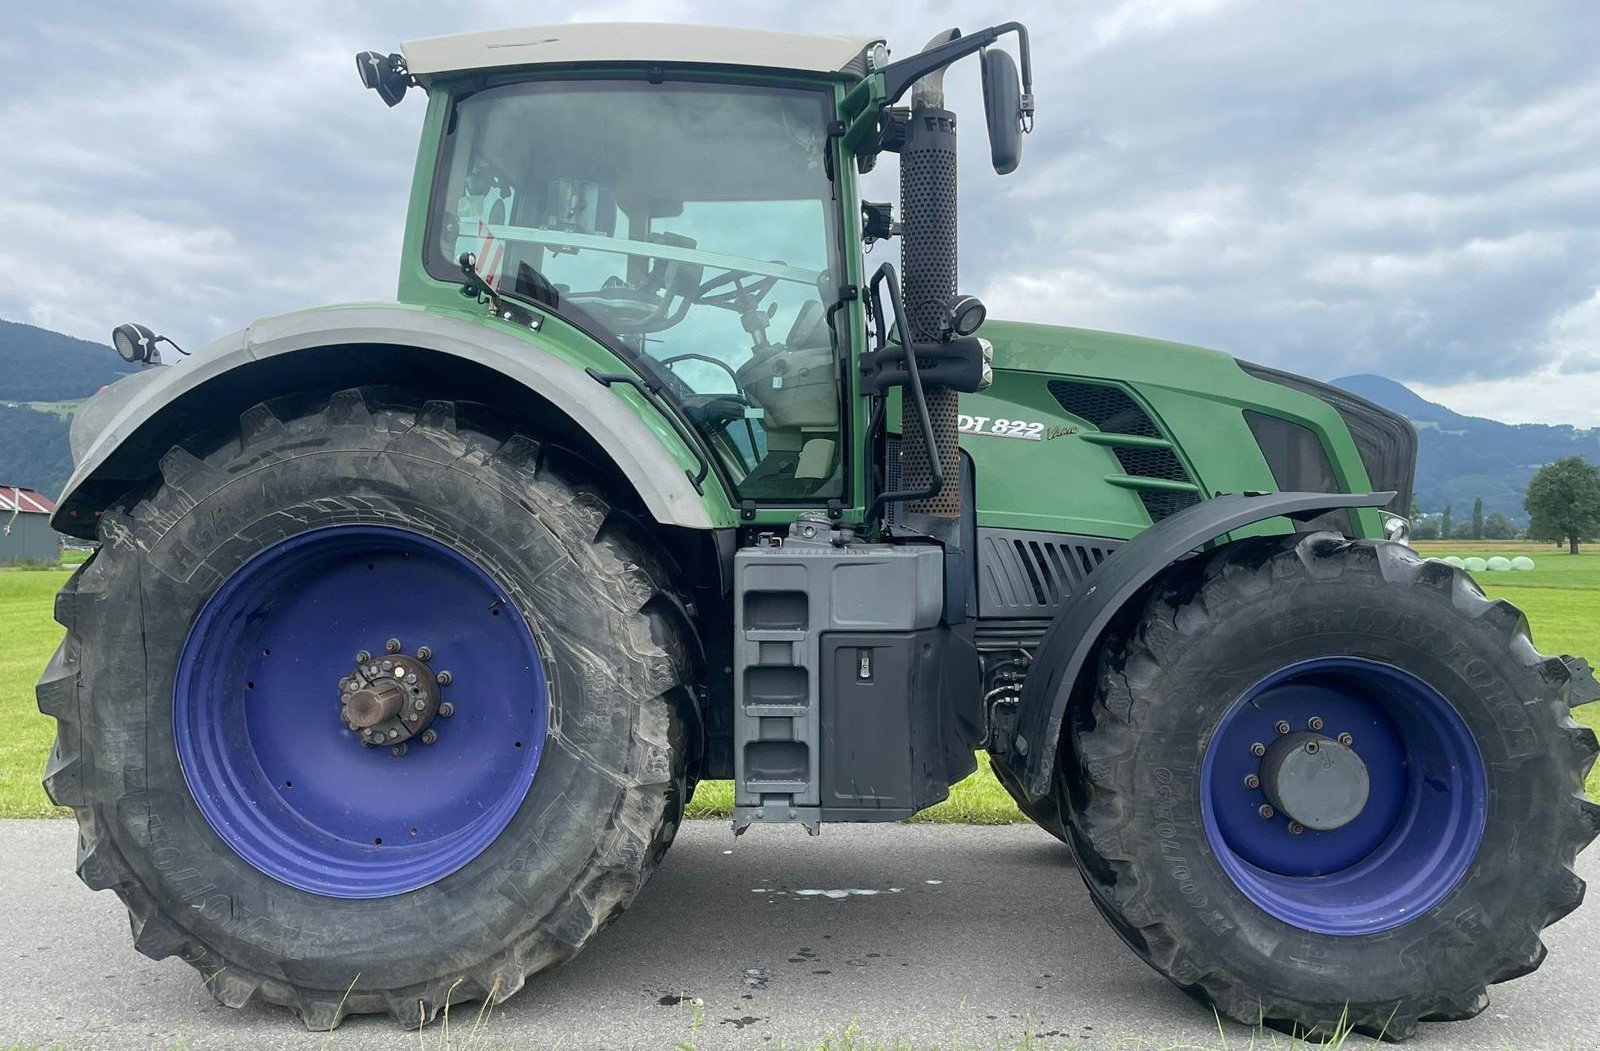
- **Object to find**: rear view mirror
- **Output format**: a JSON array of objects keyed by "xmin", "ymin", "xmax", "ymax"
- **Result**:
[{"xmin": 980, "ymin": 49, "xmax": 1024, "ymax": 175}]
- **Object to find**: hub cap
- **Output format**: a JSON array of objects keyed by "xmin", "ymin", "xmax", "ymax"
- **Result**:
[
  {"xmin": 174, "ymin": 525, "xmax": 547, "ymax": 898},
  {"xmin": 1258, "ymin": 732, "xmax": 1370, "ymax": 831},
  {"xmin": 1200, "ymin": 656, "xmax": 1487, "ymax": 935}
]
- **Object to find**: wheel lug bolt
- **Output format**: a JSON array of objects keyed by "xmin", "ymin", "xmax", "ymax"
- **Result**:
[
  {"xmin": 1338, "ymin": 732, "xmax": 1354, "ymax": 747},
  {"xmin": 356, "ymin": 650, "xmax": 371, "ymax": 664},
  {"xmin": 1288, "ymin": 821, "xmax": 1305, "ymax": 835},
  {"xmin": 385, "ymin": 638, "xmax": 401, "ymax": 653},
  {"xmin": 1243, "ymin": 774, "xmax": 1260, "ymax": 789},
  {"xmin": 1249, "ymin": 742, "xmax": 1266, "ymax": 757},
  {"xmin": 437, "ymin": 670, "xmax": 453, "ymax": 685},
  {"xmin": 1307, "ymin": 716, "xmax": 1324, "ymax": 731},
  {"xmin": 416, "ymin": 646, "xmax": 432, "ymax": 662},
  {"xmin": 1258, "ymin": 804, "xmax": 1275, "ymax": 820},
  {"xmin": 1274, "ymin": 720, "xmax": 1290, "ymax": 735},
  {"xmin": 391, "ymin": 744, "xmax": 407, "ymax": 757},
  {"xmin": 438, "ymin": 702, "xmax": 455, "ymax": 718},
  {"xmin": 420, "ymin": 729, "xmax": 438, "ymax": 745}
]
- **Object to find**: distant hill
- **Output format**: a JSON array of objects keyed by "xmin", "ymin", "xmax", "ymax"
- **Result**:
[
  {"xmin": 0, "ymin": 318, "xmax": 136, "ymax": 400},
  {"xmin": 0, "ymin": 402, "xmax": 71, "ymax": 495},
  {"xmin": 1331, "ymin": 374, "xmax": 1600, "ymax": 526},
  {"xmin": 0, "ymin": 318, "xmax": 137, "ymax": 496}
]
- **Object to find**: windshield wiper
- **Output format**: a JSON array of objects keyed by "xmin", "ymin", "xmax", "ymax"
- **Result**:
[{"xmin": 457, "ymin": 252, "xmax": 547, "ymax": 333}]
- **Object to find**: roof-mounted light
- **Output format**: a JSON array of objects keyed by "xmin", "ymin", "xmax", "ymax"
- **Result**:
[{"xmin": 111, "ymin": 323, "xmax": 186, "ymax": 366}]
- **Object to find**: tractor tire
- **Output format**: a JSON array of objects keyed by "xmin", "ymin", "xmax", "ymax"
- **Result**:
[
  {"xmin": 1061, "ymin": 532, "xmax": 1600, "ymax": 1040},
  {"xmin": 36, "ymin": 388, "xmax": 697, "ymax": 1030}
]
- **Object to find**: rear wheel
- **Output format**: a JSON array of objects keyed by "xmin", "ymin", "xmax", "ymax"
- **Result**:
[
  {"xmin": 37, "ymin": 389, "xmax": 697, "ymax": 1029},
  {"xmin": 1062, "ymin": 533, "xmax": 1599, "ymax": 1039}
]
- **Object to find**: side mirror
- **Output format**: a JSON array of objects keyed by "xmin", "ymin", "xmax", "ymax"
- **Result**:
[{"xmin": 980, "ymin": 48, "xmax": 1024, "ymax": 175}]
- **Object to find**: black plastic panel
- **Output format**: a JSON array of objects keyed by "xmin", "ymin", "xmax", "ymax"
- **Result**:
[
  {"xmin": 1048, "ymin": 380, "xmax": 1200, "ymax": 521},
  {"xmin": 1047, "ymin": 380, "xmax": 1161, "ymax": 438},
  {"xmin": 1244, "ymin": 410, "xmax": 1340, "ymax": 493},
  {"xmin": 1238, "ymin": 361, "xmax": 1417, "ymax": 516},
  {"xmin": 976, "ymin": 528, "xmax": 1123, "ymax": 618}
]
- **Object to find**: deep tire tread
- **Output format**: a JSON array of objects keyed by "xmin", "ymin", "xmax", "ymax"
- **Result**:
[
  {"xmin": 1060, "ymin": 532, "xmax": 1596, "ymax": 1040},
  {"xmin": 36, "ymin": 387, "xmax": 695, "ymax": 1030}
]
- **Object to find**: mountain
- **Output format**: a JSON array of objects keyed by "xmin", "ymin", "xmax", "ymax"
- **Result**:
[
  {"xmin": 0, "ymin": 319, "xmax": 138, "ymax": 495},
  {"xmin": 1331, "ymin": 373, "xmax": 1600, "ymax": 525},
  {"xmin": 0, "ymin": 318, "xmax": 136, "ymax": 400}
]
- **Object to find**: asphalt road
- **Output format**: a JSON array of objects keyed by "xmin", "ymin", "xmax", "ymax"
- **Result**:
[{"xmin": 2, "ymin": 818, "xmax": 1596, "ymax": 1051}]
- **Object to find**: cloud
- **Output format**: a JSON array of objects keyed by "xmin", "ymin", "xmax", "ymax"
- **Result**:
[{"xmin": 1, "ymin": 0, "xmax": 1597, "ymax": 424}]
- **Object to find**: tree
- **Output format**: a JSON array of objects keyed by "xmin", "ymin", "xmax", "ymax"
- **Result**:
[
  {"xmin": 1470, "ymin": 498, "xmax": 1484, "ymax": 540},
  {"xmin": 1441, "ymin": 504, "xmax": 1454, "ymax": 541},
  {"xmin": 1524, "ymin": 456, "xmax": 1600, "ymax": 555},
  {"xmin": 1411, "ymin": 516, "xmax": 1441, "ymax": 541},
  {"xmin": 1482, "ymin": 512, "xmax": 1516, "ymax": 540}
]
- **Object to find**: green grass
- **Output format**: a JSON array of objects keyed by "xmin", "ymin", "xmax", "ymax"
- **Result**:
[
  {"xmin": 1412, "ymin": 538, "xmax": 1600, "ymax": 590},
  {"xmin": 683, "ymin": 756, "xmax": 1028, "ymax": 824},
  {"xmin": 2, "ymin": 546, "xmax": 1597, "ymax": 822},
  {"xmin": 0, "ymin": 568, "xmax": 70, "ymax": 817}
]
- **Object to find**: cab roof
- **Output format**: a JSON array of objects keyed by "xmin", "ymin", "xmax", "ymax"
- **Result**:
[{"xmin": 402, "ymin": 23, "xmax": 883, "ymax": 82}]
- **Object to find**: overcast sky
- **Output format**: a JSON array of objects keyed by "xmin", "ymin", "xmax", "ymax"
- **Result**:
[{"xmin": 2, "ymin": 1, "xmax": 1598, "ymax": 424}]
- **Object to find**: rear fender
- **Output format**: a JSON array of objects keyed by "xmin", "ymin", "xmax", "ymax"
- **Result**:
[
  {"xmin": 53, "ymin": 305, "xmax": 725, "ymax": 537},
  {"xmin": 1001, "ymin": 490, "xmax": 1395, "ymax": 803}
]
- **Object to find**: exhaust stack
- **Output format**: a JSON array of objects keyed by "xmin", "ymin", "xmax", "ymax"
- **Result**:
[{"xmin": 898, "ymin": 32, "xmax": 964, "ymax": 520}]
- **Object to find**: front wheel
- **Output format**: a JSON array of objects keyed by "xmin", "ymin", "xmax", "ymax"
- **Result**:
[
  {"xmin": 1064, "ymin": 533, "xmax": 1599, "ymax": 1039},
  {"xmin": 37, "ymin": 389, "xmax": 697, "ymax": 1029}
]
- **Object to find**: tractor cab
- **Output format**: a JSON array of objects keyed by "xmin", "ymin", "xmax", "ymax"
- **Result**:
[
  {"xmin": 370, "ymin": 22, "xmax": 1033, "ymax": 515},
  {"xmin": 427, "ymin": 74, "xmax": 849, "ymax": 499}
]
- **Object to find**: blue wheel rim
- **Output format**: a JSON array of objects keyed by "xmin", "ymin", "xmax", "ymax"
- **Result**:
[
  {"xmin": 175, "ymin": 525, "xmax": 547, "ymax": 899},
  {"xmin": 1200, "ymin": 656, "xmax": 1486, "ymax": 935}
]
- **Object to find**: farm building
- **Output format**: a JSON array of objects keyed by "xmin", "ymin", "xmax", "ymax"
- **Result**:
[{"xmin": 1, "ymin": 485, "xmax": 60, "ymax": 563}]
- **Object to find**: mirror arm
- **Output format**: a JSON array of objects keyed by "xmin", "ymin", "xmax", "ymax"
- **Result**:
[{"xmin": 878, "ymin": 22, "xmax": 1034, "ymax": 114}]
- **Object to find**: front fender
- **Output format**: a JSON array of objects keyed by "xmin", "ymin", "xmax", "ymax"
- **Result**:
[
  {"xmin": 53, "ymin": 304, "xmax": 725, "ymax": 537},
  {"xmin": 1002, "ymin": 490, "xmax": 1395, "ymax": 803}
]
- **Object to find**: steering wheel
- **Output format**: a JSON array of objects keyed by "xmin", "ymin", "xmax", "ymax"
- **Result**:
[
  {"xmin": 563, "ymin": 264, "xmax": 784, "ymax": 336},
  {"xmin": 695, "ymin": 269, "xmax": 781, "ymax": 311},
  {"xmin": 563, "ymin": 277, "xmax": 673, "ymax": 331},
  {"xmin": 658, "ymin": 352, "xmax": 745, "ymax": 392}
]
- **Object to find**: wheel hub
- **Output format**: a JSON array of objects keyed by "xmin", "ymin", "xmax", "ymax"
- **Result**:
[
  {"xmin": 1258, "ymin": 732, "xmax": 1370, "ymax": 831},
  {"xmin": 338, "ymin": 641, "xmax": 454, "ymax": 752}
]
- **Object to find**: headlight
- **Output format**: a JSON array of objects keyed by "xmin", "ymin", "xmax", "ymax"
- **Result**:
[{"xmin": 1381, "ymin": 512, "xmax": 1410, "ymax": 545}]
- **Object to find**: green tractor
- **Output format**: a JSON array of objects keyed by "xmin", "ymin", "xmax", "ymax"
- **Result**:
[{"xmin": 40, "ymin": 20, "xmax": 1599, "ymax": 1039}]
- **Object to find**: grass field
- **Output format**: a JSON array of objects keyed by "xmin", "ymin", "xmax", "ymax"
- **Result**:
[
  {"xmin": 0, "ymin": 568, "xmax": 69, "ymax": 817},
  {"xmin": 1, "ymin": 541, "xmax": 1597, "ymax": 822}
]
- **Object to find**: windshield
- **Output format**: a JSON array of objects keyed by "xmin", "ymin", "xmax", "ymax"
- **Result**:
[{"xmin": 430, "ymin": 79, "xmax": 847, "ymax": 501}]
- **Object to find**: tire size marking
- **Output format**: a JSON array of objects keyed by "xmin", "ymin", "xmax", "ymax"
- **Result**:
[{"xmin": 958, "ymin": 415, "xmax": 1045, "ymax": 441}]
